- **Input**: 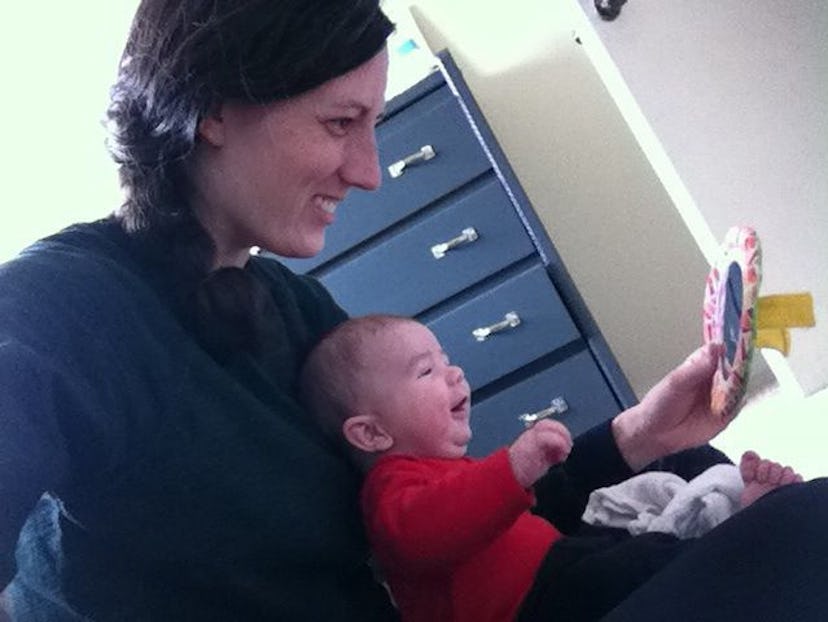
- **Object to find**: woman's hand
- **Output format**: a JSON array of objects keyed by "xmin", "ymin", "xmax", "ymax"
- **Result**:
[{"xmin": 612, "ymin": 342, "xmax": 733, "ymax": 471}]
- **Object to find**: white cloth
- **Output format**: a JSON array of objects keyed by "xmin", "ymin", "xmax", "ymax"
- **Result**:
[{"xmin": 582, "ymin": 464, "xmax": 744, "ymax": 539}]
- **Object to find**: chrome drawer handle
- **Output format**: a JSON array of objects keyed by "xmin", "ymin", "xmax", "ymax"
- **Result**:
[
  {"xmin": 472, "ymin": 311, "xmax": 521, "ymax": 342},
  {"xmin": 388, "ymin": 144, "xmax": 436, "ymax": 178},
  {"xmin": 519, "ymin": 397, "xmax": 569, "ymax": 428},
  {"xmin": 431, "ymin": 227, "xmax": 479, "ymax": 259}
]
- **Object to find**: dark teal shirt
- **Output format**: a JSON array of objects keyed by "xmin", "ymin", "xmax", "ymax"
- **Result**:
[{"xmin": 0, "ymin": 219, "xmax": 397, "ymax": 620}]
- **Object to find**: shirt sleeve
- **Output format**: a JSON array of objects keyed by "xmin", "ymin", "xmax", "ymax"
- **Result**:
[
  {"xmin": 531, "ymin": 419, "xmax": 634, "ymax": 533},
  {"xmin": 362, "ymin": 451, "xmax": 533, "ymax": 569},
  {"xmin": 0, "ymin": 340, "xmax": 75, "ymax": 585},
  {"xmin": 0, "ymin": 253, "xmax": 132, "ymax": 588}
]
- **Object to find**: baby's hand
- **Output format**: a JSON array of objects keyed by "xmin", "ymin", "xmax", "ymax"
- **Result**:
[{"xmin": 508, "ymin": 419, "xmax": 572, "ymax": 488}]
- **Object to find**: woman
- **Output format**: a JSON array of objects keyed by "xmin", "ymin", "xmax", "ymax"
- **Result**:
[
  {"xmin": 0, "ymin": 0, "xmax": 824, "ymax": 621},
  {"xmin": 1, "ymin": 1, "xmax": 395, "ymax": 619}
]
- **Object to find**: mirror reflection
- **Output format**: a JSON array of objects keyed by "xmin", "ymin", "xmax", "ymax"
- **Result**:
[{"xmin": 722, "ymin": 261, "xmax": 744, "ymax": 373}]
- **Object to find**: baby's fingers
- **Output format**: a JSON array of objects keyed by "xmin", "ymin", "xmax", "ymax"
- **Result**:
[
  {"xmin": 532, "ymin": 418, "xmax": 572, "ymax": 442},
  {"xmin": 533, "ymin": 420, "xmax": 572, "ymax": 463}
]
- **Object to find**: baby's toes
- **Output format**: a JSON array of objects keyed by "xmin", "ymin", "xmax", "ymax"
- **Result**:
[
  {"xmin": 779, "ymin": 466, "xmax": 803, "ymax": 486},
  {"xmin": 766, "ymin": 461, "xmax": 784, "ymax": 485},
  {"xmin": 755, "ymin": 459, "xmax": 772, "ymax": 484},
  {"xmin": 739, "ymin": 450, "xmax": 760, "ymax": 481}
]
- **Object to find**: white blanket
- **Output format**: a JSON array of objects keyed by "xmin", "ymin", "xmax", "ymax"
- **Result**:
[{"xmin": 582, "ymin": 464, "xmax": 743, "ymax": 539}]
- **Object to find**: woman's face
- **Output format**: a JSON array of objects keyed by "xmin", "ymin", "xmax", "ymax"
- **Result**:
[{"xmin": 193, "ymin": 48, "xmax": 389, "ymax": 267}]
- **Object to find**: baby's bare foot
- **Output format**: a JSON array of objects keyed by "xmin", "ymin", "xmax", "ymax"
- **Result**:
[{"xmin": 739, "ymin": 450, "xmax": 803, "ymax": 508}]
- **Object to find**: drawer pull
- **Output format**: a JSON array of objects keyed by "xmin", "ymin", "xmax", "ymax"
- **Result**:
[
  {"xmin": 388, "ymin": 144, "xmax": 436, "ymax": 178},
  {"xmin": 518, "ymin": 397, "xmax": 570, "ymax": 428},
  {"xmin": 430, "ymin": 227, "xmax": 479, "ymax": 259},
  {"xmin": 472, "ymin": 311, "xmax": 521, "ymax": 342}
]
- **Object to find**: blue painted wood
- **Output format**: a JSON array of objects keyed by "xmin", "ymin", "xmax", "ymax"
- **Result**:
[
  {"xmin": 426, "ymin": 262, "xmax": 579, "ymax": 391},
  {"xmin": 437, "ymin": 51, "xmax": 637, "ymax": 409},
  {"xmin": 318, "ymin": 177, "xmax": 535, "ymax": 317},
  {"xmin": 466, "ymin": 348, "xmax": 620, "ymax": 457},
  {"xmin": 276, "ymin": 85, "xmax": 492, "ymax": 273}
]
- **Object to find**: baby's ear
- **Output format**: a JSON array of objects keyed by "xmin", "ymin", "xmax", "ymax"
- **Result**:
[{"xmin": 342, "ymin": 415, "xmax": 393, "ymax": 453}]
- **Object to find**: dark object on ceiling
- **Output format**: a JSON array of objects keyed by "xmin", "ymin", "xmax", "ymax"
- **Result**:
[{"xmin": 595, "ymin": 0, "xmax": 628, "ymax": 21}]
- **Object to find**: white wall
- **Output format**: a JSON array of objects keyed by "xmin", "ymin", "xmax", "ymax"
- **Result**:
[
  {"xmin": 0, "ymin": 3, "xmax": 134, "ymax": 261},
  {"xmin": 571, "ymin": 0, "xmax": 828, "ymax": 395}
]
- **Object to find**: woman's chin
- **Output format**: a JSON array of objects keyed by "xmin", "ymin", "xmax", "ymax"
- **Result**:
[{"xmin": 263, "ymin": 238, "xmax": 326, "ymax": 259}]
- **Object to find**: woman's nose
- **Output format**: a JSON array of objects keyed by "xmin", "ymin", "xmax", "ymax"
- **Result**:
[{"xmin": 341, "ymin": 129, "xmax": 381, "ymax": 191}]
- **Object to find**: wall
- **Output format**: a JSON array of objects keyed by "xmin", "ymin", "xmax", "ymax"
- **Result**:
[
  {"xmin": 407, "ymin": 0, "xmax": 721, "ymax": 398},
  {"xmin": 571, "ymin": 0, "xmax": 827, "ymax": 396},
  {"xmin": 0, "ymin": 3, "xmax": 133, "ymax": 261}
]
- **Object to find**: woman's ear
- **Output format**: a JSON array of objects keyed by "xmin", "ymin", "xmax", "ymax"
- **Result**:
[
  {"xmin": 197, "ymin": 106, "xmax": 226, "ymax": 147},
  {"xmin": 342, "ymin": 415, "xmax": 393, "ymax": 453}
]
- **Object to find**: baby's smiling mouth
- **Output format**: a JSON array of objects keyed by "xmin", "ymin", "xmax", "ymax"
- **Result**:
[{"xmin": 320, "ymin": 198, "xmax": 337, "ymax": 214}]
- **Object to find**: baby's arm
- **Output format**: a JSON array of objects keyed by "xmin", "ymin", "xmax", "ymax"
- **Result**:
[
  {"xmin": 508, "ymin": 419, "xmax": 572, "ymax": 488},
  {"xmin": 363, "ymin": 421, "xmax": 571, "ymax": 567},
  {"xmin": 364, "ymin": 451, "xmax": 541, "ymax": 567}
]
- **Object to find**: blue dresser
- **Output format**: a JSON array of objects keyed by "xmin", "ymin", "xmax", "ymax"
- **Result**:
[{"xmin": 271, "ymin": 51, "xmax": 635, "ymax": 456}]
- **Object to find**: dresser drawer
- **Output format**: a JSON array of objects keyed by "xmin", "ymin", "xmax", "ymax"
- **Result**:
[
  {"xmin": 319, "ymin": 178, "xmax": 535, "ymax": 316},
  {"xmin": 278, "ymin": 85, "xmax": 492, "ymax": 273},
  {"xmin": 466, "ymin": 349, "xmax": 621, "ymax": 457},
  {"xmin": 426, "ymin": 262, "xmax": 579, "ymax": 391}
]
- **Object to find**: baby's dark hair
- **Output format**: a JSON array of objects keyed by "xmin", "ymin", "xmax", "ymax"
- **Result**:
[
  {"xmin": 105, "ymin": 0, "xmax": 393, "ymax": 358},
  {"xmin": 301, "ymin": 315, "xmax": 414, "ymax": 464}
]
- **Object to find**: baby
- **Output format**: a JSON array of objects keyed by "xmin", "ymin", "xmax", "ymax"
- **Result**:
[{"xmin": 301, "ymin": 314, "xmax": 802, "ymax": 622}]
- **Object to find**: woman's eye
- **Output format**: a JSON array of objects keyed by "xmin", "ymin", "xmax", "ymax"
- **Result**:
[{"xmin": 327, "ymin": 118, "xmax": 354, "ymax": 134}]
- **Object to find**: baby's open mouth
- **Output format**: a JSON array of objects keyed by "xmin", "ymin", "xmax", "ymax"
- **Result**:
[{"xmin": 451, "ymin": 396, "xmax": 469, "ymax": 413}]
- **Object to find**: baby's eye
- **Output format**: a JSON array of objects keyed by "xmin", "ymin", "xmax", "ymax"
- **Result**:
[{"xmin": 417, "ymin": 367, "xmax": 432, "ymax": 378}]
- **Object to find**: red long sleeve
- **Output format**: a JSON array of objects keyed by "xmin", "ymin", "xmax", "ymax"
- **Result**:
[{"xmin": 362, "ymin": 450, "xmax": 562, "ymax": 622}]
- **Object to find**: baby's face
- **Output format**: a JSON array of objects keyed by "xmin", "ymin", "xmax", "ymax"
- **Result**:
[{"xmin": 359, "ymin": 322, "xmax": 472, "ymax": 459}]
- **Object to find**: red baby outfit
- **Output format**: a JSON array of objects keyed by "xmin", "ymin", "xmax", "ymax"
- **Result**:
[{"xmin": 361, "ymin": 449, "xmax": 562, "ymax": 622}]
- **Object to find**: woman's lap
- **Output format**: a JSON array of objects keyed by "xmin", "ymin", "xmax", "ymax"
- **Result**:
[
  {"xmin": 518, "ymin": 527, "xmax": 691, "ymax": 621},
  {"xmin": 602, "ymin": 478, "xmax": 828, "ymax": 621},
  {"xmin": 520, "ymin": 478, "xmax": 828, "ymax": 621}
]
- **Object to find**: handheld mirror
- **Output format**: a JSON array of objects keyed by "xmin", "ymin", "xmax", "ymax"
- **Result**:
[{"xmin": 702, "ymin": 226, "xmax": 761, "ymax": 419}]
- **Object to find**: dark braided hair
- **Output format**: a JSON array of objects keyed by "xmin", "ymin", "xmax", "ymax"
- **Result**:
[{"xmin": 105, "ymin": 0, "xmax": 393, "ymax": 359}]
